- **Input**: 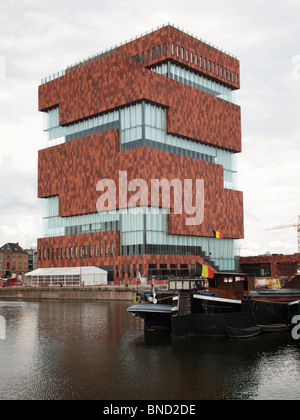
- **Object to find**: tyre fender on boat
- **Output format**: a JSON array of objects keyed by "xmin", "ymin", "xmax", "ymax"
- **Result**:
[{"xmin": 134, "ymin": 295, "xmax": 141, "ymax": 304}]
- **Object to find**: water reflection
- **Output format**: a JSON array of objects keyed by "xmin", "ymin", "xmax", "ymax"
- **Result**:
[{"xmin": 0, "ymin": 300, "xmax": 299, "ymax": 400}]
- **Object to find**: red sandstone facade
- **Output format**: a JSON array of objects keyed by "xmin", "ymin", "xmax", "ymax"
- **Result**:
[{"xmin": 37, "ymin": 25, "xmax": 243, "ymax": 284}]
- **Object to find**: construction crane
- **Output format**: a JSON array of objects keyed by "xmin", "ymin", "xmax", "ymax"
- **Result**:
[{"xmin": 265, "ymin": 215, "xmax": 300, "ymax": 253}]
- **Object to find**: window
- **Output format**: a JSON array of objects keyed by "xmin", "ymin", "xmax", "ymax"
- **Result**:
[
  {"xmin": 186, "ymin": 50, "xmax": 189, "ymax": 61},
  {"xmin": 181, "ymin": 47, "xmax": 184, "ymax": 59},
  {"xmin": 65, "ymin": 247, "xmax": 68, "ymax": 259},
  {"xmin": 75, "ymin": 246, "xmax": 78, "ymax": 258},
  {"xmin": 89, "ymin": 245, "xmax": 93, "ymax": 257},
  {"xmin": 70, "ymin": 247, "xmax": 73, "ymax": 258},
  {"xmin": 190, "ymin": 52, "xmax": 193, "ymax": 63},
  {"xmin": 203, "ymin": 58, "xmax": 207, "ymax": 70},
  {"xmin": 195, "ymin": 54, "xmax": 198, "ymax": 66},
  {"xmin": 147, "ymin": 50, "xmax": 150, "ymax": 62},
  {"xmin": 95, "ymin": 245, "xmax": 98, "ymax": 257},
  {"xmin": 100, "ymin": 244, "xmax": 103, "ymax": 257},
  {"xmin": 84, "ymin": 246, "xmax": 88, "ymax": 257},
  {"xmin": 152, "ymin": 47, "xmax": 156, "ymax": 60},
  {"xmin": 171, "ymin": 43, "xmax": 174, "ymax": 55},
  {"xmin": 199, "ymin": 56, "xmax": 202, "ymax": 67},
  {"xmin": 116, "ymin": 265, "xmax": 119, "ymax": 278},
  {"xmin": 163, "ymin": 43, "xmax": 167, "ymax": 55},
  {"xmin": 241, "ymin": 263, "xmax": 271, "ymax": 277},
  {"xmin": 111, "ymin": 244, "xmax": 114, "ymax": 256},
  {"xmin": 208, "ymin": 60, "xmax": 211, "ymax": 71},
  {"xmin": 158, "ymin": 45, "xmax": 161, "ymax": 58},
  {"xmin": 105, "ymin": 244, "xmax": 108, "ymax": 257},
  {"xmin": 176, "ymin": 45, "xmax": 179, "ymax": 57},
  {"xmin": 80, "ymin": 246, "xmax": 83, "ymax": 258},
  {"xmin": 141, "ymin": 52, "xmax": 144, "ymax": 64},
  {"xmin": 212, "ymin": 62, "xmax": 215, "ymax": 73}
]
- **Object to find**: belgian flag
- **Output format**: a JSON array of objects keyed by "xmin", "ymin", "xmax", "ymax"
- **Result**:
[
  {"xmin": 214, "ymin": 230, "xmax": 223, "ymax": 239},
  {"xmin": 196, "ymin": 262, "xmax": 215, "ymax": 279}
]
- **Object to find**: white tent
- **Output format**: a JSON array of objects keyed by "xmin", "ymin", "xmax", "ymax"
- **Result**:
[{"xmin": 25, "ymin": 266, "xmax": 108, "ymax": 287}]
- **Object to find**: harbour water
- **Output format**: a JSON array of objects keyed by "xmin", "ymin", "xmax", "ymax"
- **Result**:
[{"xmin": 0, "ymin": 299, "xmax": 300, "ymax": 400}]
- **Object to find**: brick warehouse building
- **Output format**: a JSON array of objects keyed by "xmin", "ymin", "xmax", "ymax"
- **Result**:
[
  {"xmin": 240, "ymin": 254, "xmax": 300, "ymax": 279},
  {"xmin": 0, "ymin": 243, "xmax": 28, "ymax": 280},
  {"xmin": 37, "ymin": 24, "xmax": 243, "ymax": 284}
]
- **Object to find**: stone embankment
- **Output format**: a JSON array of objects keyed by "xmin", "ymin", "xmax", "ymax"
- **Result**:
[{"xmin": 0, "ymin": 287, "xmax": 136, "ymax": 301}]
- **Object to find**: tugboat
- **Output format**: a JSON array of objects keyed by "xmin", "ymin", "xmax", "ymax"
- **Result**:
[{"xmin": 127, "ymin": 278, "xmax": 260, "ymax": 339}]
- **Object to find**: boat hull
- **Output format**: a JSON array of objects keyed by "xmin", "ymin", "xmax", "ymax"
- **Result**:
[
  {"xmin": 252, "ymin": 299, "xmax": 300, "ymax": 326},
  {"xmin": 127, "ymin": 303, "xmax": 172, "ymax": 331},
  {"xmin": 227, "ymin": 326, "xmax": 262, "ymax": 339},
  {"xmin": 172, "ymin": 297, "xmax": 257, "ymax": 338},
  {"xmin": 128, "ymin": 293, "xmax": 257, "ymax": 338},
  {"xmin": 258, "ymin": 324, "xmax": 290, "ymax": 333}
]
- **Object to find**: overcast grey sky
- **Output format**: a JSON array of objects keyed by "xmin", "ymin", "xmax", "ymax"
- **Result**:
[{"xmin": 0, "ymin": 0, "xmax": 299, "ymax": 256}]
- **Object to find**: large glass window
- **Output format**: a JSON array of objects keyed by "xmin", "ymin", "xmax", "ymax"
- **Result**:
[
  {"xmin": 120, "ymin": 207, "xmax": 238, "ymax": 272},
  {"xmin": 43, "ymin": 196, "xmax": 120, "ymax": 238},
  {"xmin": 42, "ymin": 200, "xmax": 238, "ymax": 272},
  {"xmin": 151, "ymin": 62, "xmax": 236, "ymax": 104},
  {"xmin": 120, "ymin": 102, "xmax": 238, "ymax": 190},
  {"xmin": 44, "ymin": 107, "xmax": 119, "ymax": 146},
  {"xmin": 43, "ymin": 102, "xmax": 238, "ymax": 191}
]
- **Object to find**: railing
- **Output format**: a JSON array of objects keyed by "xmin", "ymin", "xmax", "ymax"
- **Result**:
[{"xmin": 40, "ymin": 22, "xmax": 237, "ymax": 85}]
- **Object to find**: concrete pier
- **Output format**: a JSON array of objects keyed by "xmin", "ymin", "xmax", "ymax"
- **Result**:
[{"xmin": 0, "ymin": 287, "xmax": 136, "ymax": 301}]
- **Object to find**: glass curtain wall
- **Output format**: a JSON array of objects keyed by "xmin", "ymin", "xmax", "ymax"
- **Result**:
[
  {"xmin": 44, "ymin": 107, "xmax": 119, "ymax": 147},
  {"xmin": 151, "ymin": 62, "xmax": 237, "ymax": 104},
  {"xmin": 43, "ymin": 198, "xmax": 237, "ymax": 271},
  {"xmin": 43, "ymin": 103, "xmax": 237, "ymax": 190},
  {"xmin": 43, "ymin": 197, "xmax": 119, "ymax": 238},
  {"xmin": 120, "ymin": 102, "xmax": 238, "ymax": 190},
  {"xmin": 120, "ymin": 207, "xmax": 237, "ymax": 271}
]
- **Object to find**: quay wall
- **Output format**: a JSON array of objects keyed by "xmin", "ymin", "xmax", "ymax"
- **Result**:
[{"xmin": 0, "ymin": 287, "xmax": 136, "ymax": 301}]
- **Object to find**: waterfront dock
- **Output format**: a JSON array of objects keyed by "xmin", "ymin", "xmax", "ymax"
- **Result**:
[{"xmin": 0, "ymin": 286, "xmax": 136, "ymax": 301}]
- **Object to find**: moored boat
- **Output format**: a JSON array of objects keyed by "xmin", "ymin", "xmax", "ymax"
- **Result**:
[
  {"xmin": 127, "ymin": 279, "xmax": 258, "ymax": 339},
  {"xmin": 249, "ymin": 291, "xmax": 300, "ymax": 326},
  {"xmin": 258, "ymin": 324, "xmax": 290, "ymax": 333},
  {"xmin": 127, "ymin": 302, "xmax": 173, "ymax": 332},
  {"xmin": 227, "ymin": 326, "xmax": 262, "ymax": 339}
]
